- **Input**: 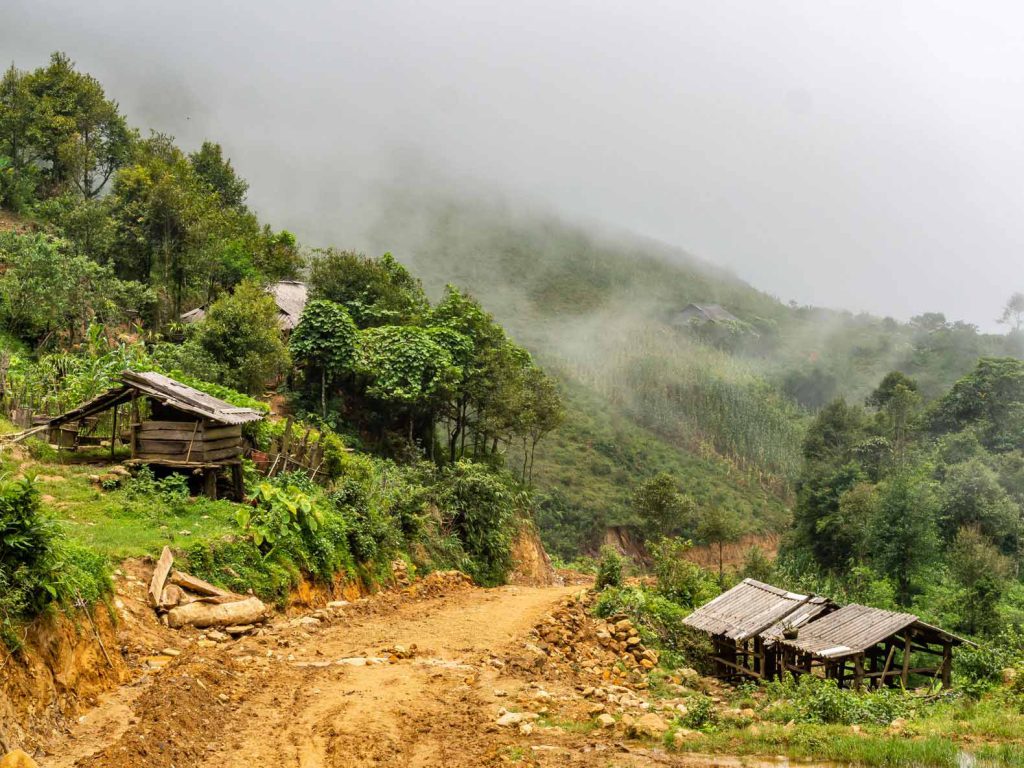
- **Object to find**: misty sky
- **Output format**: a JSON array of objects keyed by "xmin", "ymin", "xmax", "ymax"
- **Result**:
[{"xmin": 4, "ymin": 1, "xmax": 1023, "ymax": 328}]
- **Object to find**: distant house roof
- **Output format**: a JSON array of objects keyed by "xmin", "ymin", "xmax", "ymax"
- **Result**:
[
  {"xmin": 47, "ymin": 370, "xmax": 265, "ymax": 428},
  {"xmin": 180, "ymin": 281, "xmax": 308, "ymax": 331},
  {"xmin": 775, "ymin": 604, "xmax": 968, "ymax": 659},
  {"xmin": 675, "ymin": 303, "xmax": 741, "ymax": 325},
  {"xmin": 683, "ymin": 579, "xmax": 819, "ymax": 642},
  {"xmin": 267, "ymin": 280, "xmax": 308, "ymax": 330}
]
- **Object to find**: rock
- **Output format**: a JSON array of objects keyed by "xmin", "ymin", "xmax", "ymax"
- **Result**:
[
  {"xmin": 207, "ymin": 630, "xmax": 229, "ymax": 642},
  {"xmin": 739, "ymin": 708, "xmax": 756, "ymax": 719},
  {"xmin": 596, "ymin": 713, "xmax": 616, "ymax": 728},
  {"xmin": 326, "ymin": 600, "xmax": 350, "ymax": 610},
  {"xmin": 160, "ymin": 647, "xmax": 181, "ymax": 657},
  {"xmin": 672, "ymin": 728, "xmax": 701, "ymax": 747},
  {"xmin": 679, "ymin": 668, "xmax": 700, "ymax": 685},
  {"xmin": 586, "ymin": 702, "xmax": 605, "ymax": 715},
  {"xmin": 1002, "ymin": 667, "xmax": 1018, "ymax": 686},
  {"xmin": 496, "ymin": 711, "xmax": 539, "ymax": 726},
  {"xmin": 887, "ymin": 717, "xmax": 907, "ymax": 735},
  {"xmin": 519, "ymin": 722, "xmax": 535, "ymax": 735},
  {"xmin": 631, "ymin": 712, "xmax": 669, "ymax": 739},
  {"xmin": 225, "ymin": 624, "xmax": 254, "ymax": 636},
  {"xmin": 0, "ymin": 751, "xmax": 39, "ymax": 768}
]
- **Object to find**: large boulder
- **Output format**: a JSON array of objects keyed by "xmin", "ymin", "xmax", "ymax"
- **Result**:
[{"xmin": 0, "ymin": 750, "xmax": 40, "ymax": 768}]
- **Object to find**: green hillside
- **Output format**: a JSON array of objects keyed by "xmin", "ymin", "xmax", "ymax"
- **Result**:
[{"xmin": 363, "ymin": 192, "xmax": 1023, "ymax": 553}]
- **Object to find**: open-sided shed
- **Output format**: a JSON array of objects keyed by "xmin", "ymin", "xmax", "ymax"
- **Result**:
[
  {"xmin": 43, "ymin": 370, "xmax": 264, "ymax": 499},
  {"xmin": 774, "ymin": 603, "xmax": 968, "ymax": 689},
  {"xmin": 683, "ymin": 579, "xmax": 835, "ymax": 681}
]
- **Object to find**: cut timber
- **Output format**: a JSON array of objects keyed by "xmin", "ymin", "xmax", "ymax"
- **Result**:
[
  {"xmin": 166, "ymin": 596, "xmax": 267, "ymax": 629},
  {"xmin": 159, "ymin": 584, "xmax": 189, "ymax": 609},
  {"xmin": 148, "ymin": 546, "xmax": 174, "ymax": 608},
  {"xmin": 169, "ymin": 570, "xmax": 235, "ymax": 598}
]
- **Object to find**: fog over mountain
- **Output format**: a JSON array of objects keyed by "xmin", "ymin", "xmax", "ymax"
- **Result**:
[{"xmin": 5, "ymin": 0, "xmax": 1024, "ymax": 328}]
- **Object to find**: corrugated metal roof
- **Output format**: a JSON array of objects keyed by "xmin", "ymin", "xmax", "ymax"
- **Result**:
[
  {"xmin": 179, "ymin": 281, "xmax": 308, "ymax": 330},
  {"xmin": 775, "ymin": 604, "xmax": 919, "ymax": 659},
  {"xmin": 761, "ymin": 596, "xmax": 836, "ymax": 643},
  {"xmin": 47, "ymin": 371, "xmax": 265, "ymax": 427},
  {"xmin": 268, "ymin": 280, "xmax": 308, "ymax": 330},
  {"xmin": 683, "ymin": 579, "xmax": 815, "ymax": 641}
]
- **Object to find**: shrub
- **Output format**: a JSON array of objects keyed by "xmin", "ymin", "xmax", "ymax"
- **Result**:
[
  {"xmin": 594, "ymin": 585, "xmax": 712, "ymax": 669},
  {"xmin": 649, "ymin": 537, "xmax": 717, "ymax": 607},
  {"xmin": 595, "ymin": 545, "xmax": 626, "ymax": 590},
  {"xmin": 435, "ymin": 461, "xmax": 522, "ymax": 586},
  {"xmin": 763, "ymin": 674, "xmax": 913, "ymax": 725}
]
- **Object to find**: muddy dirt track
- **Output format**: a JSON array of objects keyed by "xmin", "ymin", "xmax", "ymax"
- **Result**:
[{"xmin": 43, "ymin": 581, "xmax": 772, "ymax": 768}]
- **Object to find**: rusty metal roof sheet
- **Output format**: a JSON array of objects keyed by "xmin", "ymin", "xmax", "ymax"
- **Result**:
[
  {"xmin": 682, "ymin": 579, "xmax": 816, "ymax": 642},
  {"xmin": 774, "ymin": 604, "xmax": 967, "ymax": 659},
  {"xmin": 47, "ymin": 370, "xmax": 265, "ymax": 428}
]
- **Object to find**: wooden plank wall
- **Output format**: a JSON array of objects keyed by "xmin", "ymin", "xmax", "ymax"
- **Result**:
[{"xmin": 133, "ymin": 420, "xmax": 242, "ymax": 464}]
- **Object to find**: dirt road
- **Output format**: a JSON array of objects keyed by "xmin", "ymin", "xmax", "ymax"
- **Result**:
[{"xmin": 45, "ymin": 579, "xmax": 765, "ymax": 768}]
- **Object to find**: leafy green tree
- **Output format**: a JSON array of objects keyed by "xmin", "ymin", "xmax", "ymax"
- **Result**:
[
  {"xmin": 24, "ymin": 52, "xmax": 134, "ymax": 198},
  {"xmin": 0, "ymin": 232, "xmax": 152, "ymax": 345},
  {"xmin": 866, "ymin": 371, "xmax": 921, "ymax": 468},
  {"xmin": 189, "ymin": 140, "xmax": 248, "ymax": 209},
  {"xmin": 192, "ymin": 280, "xmax": 289, "ymax": 393},
  {"xmin": 937, "ymin": 458, "xmax": 1020, "ymax": 552},
  {"xmin": 353, "ymin": 325, "xmax": 460, "ymax": 444},
  {"xmin": 0, "ymin": 64, "xmax": 40, "ymax": 209},
  {"xmin": 517, "ymin": 366, "xmax": 564, "ymax": 484},
  {"xmin": 874, "ymin": 470, "xmax": 940, "ymax": 606},
  {"xmin": 632, "ymin": 473, "xmax": 697, "ymax": 540},
  {"xmin": 107, "ymin": 134, "xmax": 218, "ymax": 317},
  {"xmin": 930, "ymin": 358, "xmax": 1024, "ymax": 452},
  {"xmin": 948, "ymin": 525, "xmax": 1012, "ymax": 636},
  {"xmin": 289, "ymin": 299, "xmax": 358, "ymax": 417},
  {"xmin": 696, "ymin": 505, "xmax": 746, "ymax": 587},
  {"xmin": 310, "ymin": 249, "xmax": 428, "ymax": 327}
]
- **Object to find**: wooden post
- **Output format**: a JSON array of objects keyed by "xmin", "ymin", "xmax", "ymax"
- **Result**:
[
  {"xmin": 901, "ymin": 630, "xmax": 913, "ymax": 687},
  {"xmin": 184, "ymin": 420, "xmax": 201, "ymax": 464},
  {"xmin": 231, "ymin": 463, "xmax": 244, "ymax": 502},
  {"xmin": 110, "ymin": 404, "xmax": 118, "ymax": 459},
  {"xmin": 941, "ymin": 641, "xmax": 952, "ymax": 689},
  {"xmin": 854, "ymin": 654, "xmax": 864, "ymax": 690},
  {"xmin": 203, "ymin": 469, "xmax": 218, "ymax": 500}
]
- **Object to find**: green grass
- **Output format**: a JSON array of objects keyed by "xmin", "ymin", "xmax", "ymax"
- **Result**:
[
  {"xmin": 674, "ymin": 724, "xmax": 961, "ymax": 767},
  {"xmin": 14, "ymin": 458, "xmax": 242, "ymax": 559}
]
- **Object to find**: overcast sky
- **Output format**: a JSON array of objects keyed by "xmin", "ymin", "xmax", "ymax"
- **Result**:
[{"xmin": 5, "ymin": 1, "xmax": 1023, "ymax": 328}]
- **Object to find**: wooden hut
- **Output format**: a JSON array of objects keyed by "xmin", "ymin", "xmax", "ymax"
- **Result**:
[
  {"xmin": 774, "ymin": 604, "xmax": 968, "ymax": 689},
  {"xmin": 44, "ymin": 371, "xmax": 265, "ymax": 499},
  {"xmin": 683, "ymin": 579, "xmax": 835, "ymax": 681}
]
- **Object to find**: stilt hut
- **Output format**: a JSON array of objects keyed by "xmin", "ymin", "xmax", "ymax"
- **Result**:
[
  {"xmin": 43, "ymin": 370, "xmax": 265, "ymax": 499},
  {"xmin": 683, "ymin": 579, "xmax": 835, "ymax": 681},
  {"xmin": 774, "ymin": 604, "xmax": 968, "ymax": 689}
]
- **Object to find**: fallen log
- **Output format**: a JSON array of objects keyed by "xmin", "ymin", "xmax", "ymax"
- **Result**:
[
  {"xmin": 169, "ymin": 570, "xmax": 236, "ymax": 598},
  {"xmin": 166, "ymin": 596, "xmax": 268, "ymax": 629},
  {"xmin": 148, "ymin": 546, "xmax": 174, "ymax": 608},
  {"xmin": 159, "ymin": 584, "xmax": 189, "ymax": 609}
]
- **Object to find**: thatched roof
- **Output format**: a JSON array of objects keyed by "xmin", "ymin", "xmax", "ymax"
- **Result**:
[
  {"xmin": 682, "ymin": 579, "xmax": 819, "ymax": 642},
  {"xmin": 47, "ymin": 371, "xmax": 265, "ymax": 427},
  {"xmin": 775, "ymin": 604, "xmax": 968, "ymax": 659}
]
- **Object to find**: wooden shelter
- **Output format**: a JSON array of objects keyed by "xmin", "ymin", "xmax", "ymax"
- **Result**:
[
  {"xmin": 683, "ymin": 579, "xmax": 835, "ymax": 681},
  {"xmin": 43, "ymin": 370, "xmax": 265, "ymax": 499},
  {"xmin": 774, "ymin": 604, "xmax": 968, "ymax": 690}
]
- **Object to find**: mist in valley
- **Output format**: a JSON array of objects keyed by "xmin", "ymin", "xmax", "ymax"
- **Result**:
[{"xmin": 5, "ymin": 0, "xmax": 1024, "ymax": 331}]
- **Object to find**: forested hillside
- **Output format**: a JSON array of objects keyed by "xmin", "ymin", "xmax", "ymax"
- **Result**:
[{"xmin": 362, "ymin": 191, "xmax": 1024, "ymax": 555}]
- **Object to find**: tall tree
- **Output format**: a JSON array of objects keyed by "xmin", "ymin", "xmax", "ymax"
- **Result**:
[
  {"xmin": 289, "ymin": 299, "xmax": 358, "ymax": 418},
  {"xmin": 998, "ymin": 292, "xmax": 1024, "ymax": 332}
]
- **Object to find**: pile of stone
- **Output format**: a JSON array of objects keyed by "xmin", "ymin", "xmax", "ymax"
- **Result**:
[
  {"xmin": 402, "ymin": 570, "xmax": 474, "ymax": 598},
  {"xmin": 517, "ymin": 592, "xmax": 659, "ymax": 684}
]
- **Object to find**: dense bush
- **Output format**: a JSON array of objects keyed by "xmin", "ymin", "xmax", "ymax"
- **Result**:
[
  {"xmin": 595, "ymin": 545, "xmax": 625, "ymax": 590},
  {"xmin": 649, "ymin": 537, "xmax": 717, "ymax": 607},
  {"xmin": 762, "ymin": 674, "xmax": 914, "ymax": 726},
  {"xmin": 0, "ymin": 477, "xmax": 110, "ymax": 647}
]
